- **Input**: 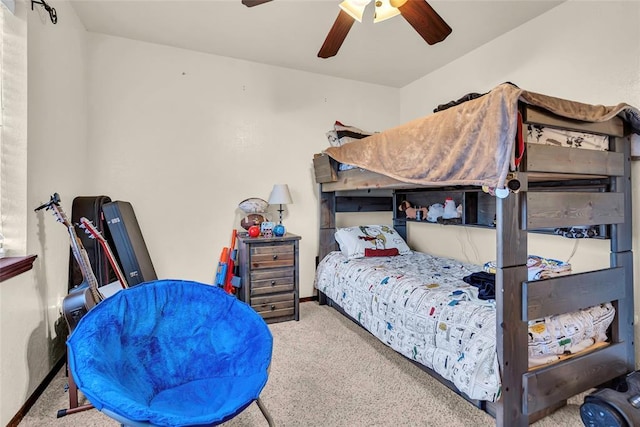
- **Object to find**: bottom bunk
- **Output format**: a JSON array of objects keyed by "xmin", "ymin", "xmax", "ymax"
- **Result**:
[
  {"xmin": 313, "ymin": 228, "xmax": 627, "ymax": 424},
  {"xmin": 316, "ymin": 288, "xmax": 580, "ymax": 422}
]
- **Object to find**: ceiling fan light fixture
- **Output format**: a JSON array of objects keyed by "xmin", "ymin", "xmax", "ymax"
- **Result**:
[
  {"xmin": 373, "ymin": 0, "xmax": 400, "ymax": 23},
  {"xmin": 339, "ymin": 0, "xmax": 370, "ymax": 23},
  {"xmin": 317, "ymin": 0, "xmax": 452, "ymax": 59},
  {"xmin": 389, "ymin": 0, "xmax": 407, "ymax": 7}
]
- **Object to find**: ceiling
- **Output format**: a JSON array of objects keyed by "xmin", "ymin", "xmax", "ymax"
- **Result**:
[{"xmin": 69, "ymin": 0, "xmax": 563, "ymax": 88}]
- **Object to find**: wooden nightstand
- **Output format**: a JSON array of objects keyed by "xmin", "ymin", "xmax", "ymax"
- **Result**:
[{"xmin": 237, "ymin": 232, "xmax": 301, "ymax": 323}]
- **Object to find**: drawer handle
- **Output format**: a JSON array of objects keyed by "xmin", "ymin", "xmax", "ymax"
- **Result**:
[
  {"xmin": 271, "ymin": 280, "xmax": 276, "ymax": 286},
  {"xmin": 270, "ymin": 304, "xmax": 276, "ymax": 311},
  {"xmin": 273, "ymin": 254, "xmax": 278, "ymax": 260}
]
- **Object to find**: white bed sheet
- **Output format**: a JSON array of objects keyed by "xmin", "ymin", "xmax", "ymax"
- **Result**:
[{"xmin": 314, "ymin": 251, "xmax": 614, "ymax": 402}]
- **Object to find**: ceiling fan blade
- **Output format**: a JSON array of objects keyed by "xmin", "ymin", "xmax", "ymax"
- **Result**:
[
  {"xmin": 396, "ymin": 0, "xmax": 452, "ymax": 45},
  {"xmin": 241, "ymin": 0, "xmax": 273, "ymax": 7},
  {"xmin": 317, "ymin": 9, "xmax": 355, "ymax": 59}
]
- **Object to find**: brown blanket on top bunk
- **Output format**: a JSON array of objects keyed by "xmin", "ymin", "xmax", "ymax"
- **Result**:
[{"xmin": 323, "ymin": 83, "xmax": 640, "ymax": 188}]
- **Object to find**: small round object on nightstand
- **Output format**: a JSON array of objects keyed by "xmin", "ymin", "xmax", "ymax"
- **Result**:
[
  {"xmin": 240, "ymin": 214, "xmax": 265, "ymax": 231},
  {"xmin": 273, "ymin": 224, "xmax": 285, "ymax": 237},
  {"xmin": 248, "ymin": 225, "xmax": 261, "ymax": 238}
]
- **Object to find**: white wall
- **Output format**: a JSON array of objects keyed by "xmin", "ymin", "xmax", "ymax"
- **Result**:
[
  {"xmin": 401, "ymin": 1, "xmax": 640, "ymax": 120},
  {"xmin": 400, "ymin": 0, "xmax": 640, "ymax": 360},
  {"xmin": 85, "ymin": 33, "xmax": 400, "ymax": 298},
  {"xmin": 0, "ymin": 0, "xmax": 88, "ymax": 424},
  {"xmin": 3, "ymin": 0, "xmax": 639, "ymax": 423}
]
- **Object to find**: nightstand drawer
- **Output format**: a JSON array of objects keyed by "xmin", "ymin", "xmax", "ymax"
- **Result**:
[
  {"xmin": 250, "ymin": 267, "xmax": 294, "ymax": 295},
  {"xmin": 251, "ymin": 292, "xmax": 295, "ymax": 319},
  {"xmin": 250, "ymin": 244, "xmax": 294, "ymax": 269}
]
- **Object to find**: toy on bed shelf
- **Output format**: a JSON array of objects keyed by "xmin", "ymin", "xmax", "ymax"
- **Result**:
[
  {"xmin": 423, "ymin": 199, "xmax": 463, "ymax": 224},
  {"xmin": 442, "ymin": 198, "xmax": 458, "ymax": 219},
  {"xmin": 437, "ymin": 198, "xmax": 463, "ymax": 225},
  {"xmin": 398, "ymin": 201, "xmax": 428, "ymax": 221},
  {"xmin": 554, "ymin": 226, "xmax": 598, "ymax": 239},
  {"xmin": 426, "ymin": 203, "xmax": 444, "ymax": 222}
]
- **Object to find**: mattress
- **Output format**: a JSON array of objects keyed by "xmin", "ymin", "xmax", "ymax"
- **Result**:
[{"xmin": 314, "ymin": 251, "xmax": 615, "ymax": 402}]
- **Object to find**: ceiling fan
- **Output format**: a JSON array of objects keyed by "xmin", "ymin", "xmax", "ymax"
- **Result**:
[{"xmin": 241, "ymin": 0, "xmax": 452, "ymax": 58}]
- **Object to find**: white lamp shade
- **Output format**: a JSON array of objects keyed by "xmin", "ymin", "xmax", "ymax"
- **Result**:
[
  {"xmin": 268, "ymin": 184, "xmax": 293, "ymax": 205},
  {"xmin": 373, "ymin": 0, "xmax": 401, "ymax": 23},
  {"xmin": 339, "ymin": 0, "xmax": 371, "ymax": 22}
]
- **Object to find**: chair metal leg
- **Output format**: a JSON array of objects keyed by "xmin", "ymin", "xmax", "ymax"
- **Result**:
[
  {"xmin": 256, "ymin": 398, "xmax": 275, "ymax": 427},
  {"xmin": 57, "ymin": 353, "xmax": 94, "ymax": 418}
]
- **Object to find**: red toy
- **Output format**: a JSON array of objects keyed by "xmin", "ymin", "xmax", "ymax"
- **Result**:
[
  {"xmin": 248, "ymin": 225, "xmax": 261, "ymax": 238},
  {"xmin": 215, "ymin": 230, "xmax": 240, "ymax": 294}
]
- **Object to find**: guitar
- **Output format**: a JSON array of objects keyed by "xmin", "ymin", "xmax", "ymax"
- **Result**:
[
  {"xmin": 35, "ymin": 193, "xmax": 102, "ymax": 331},
  {"xmin": 79, "ymin": 217, "xmax": 129, "ymax": 289}
]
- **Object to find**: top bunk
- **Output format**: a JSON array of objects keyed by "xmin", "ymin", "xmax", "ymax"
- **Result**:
[{"xmin": 313, "ymin": 83, "xmax": 640, "ymax": 192}]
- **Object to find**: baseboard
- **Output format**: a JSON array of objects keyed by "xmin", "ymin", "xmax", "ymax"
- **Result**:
[
  {"xmin": 6, "ymin": 356, "xmax": 65, "ymax": 427},
  {"xmin": 300, "ymin": 295, "xmax": 318, "ymax": 303}
]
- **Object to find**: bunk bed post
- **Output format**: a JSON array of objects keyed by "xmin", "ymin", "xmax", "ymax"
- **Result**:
[
  {"xmin": 392, "ymin": 191, "xmax": 407, "ymax": 242},
  {"xmin": 318, "ymin": 189, "xmax": 337, "ymax": 305},
  {"xmin": 609, "ymin": 136, "xmax": 635, "ymax": 370},
  {"xmin": 495, "ymin": 192, "xmax": 529, "ymax": 427}
]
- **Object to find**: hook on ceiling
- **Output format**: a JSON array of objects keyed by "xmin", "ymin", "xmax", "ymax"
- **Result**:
[{"xmin": 31, "ymin": 0, "xmax": 57, "ymax": 24}]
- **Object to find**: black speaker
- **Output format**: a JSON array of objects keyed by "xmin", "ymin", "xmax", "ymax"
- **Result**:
[{"xmin": 580, "ymin": 371, "xmax": 640, "ymax": 427}]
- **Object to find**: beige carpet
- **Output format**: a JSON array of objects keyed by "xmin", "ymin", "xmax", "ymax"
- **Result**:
[{"xmin": 19, "ymin": 301, "xmax": 585, "ymax": 426}]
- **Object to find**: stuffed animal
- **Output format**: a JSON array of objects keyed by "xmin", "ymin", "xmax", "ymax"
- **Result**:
[{"xmin": 398, "ymin": 200, "xmax": 428, "ymax": 220}]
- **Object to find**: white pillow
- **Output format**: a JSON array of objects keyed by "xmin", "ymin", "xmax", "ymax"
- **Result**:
[{"xmin": 335, "ymin": 225, "xmax": 411, "ymax": 259}]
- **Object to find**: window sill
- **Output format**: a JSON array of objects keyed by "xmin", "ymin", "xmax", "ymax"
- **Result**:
[{"xmin": 0, "ymin": 255, "xmax": 37, "ymax": 282}]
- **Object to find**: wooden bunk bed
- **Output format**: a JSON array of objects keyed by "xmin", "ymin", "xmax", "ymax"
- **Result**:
[{"xmin": 312, "ymin": 83, "xmax": 638, "ymax": 426}]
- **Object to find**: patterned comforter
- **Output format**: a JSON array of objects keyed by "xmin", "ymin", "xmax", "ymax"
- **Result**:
[{"xmin": 314, "ymin": 251, "xmax": 615, "ymax": 402}]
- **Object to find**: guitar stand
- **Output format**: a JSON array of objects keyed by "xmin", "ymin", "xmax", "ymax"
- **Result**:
[{"xmin": 57, "ymin": 353, "xmax": 94, "ymax": 418}]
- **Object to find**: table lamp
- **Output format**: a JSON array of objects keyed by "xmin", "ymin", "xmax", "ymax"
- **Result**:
[{"xmin": 268, "ymin": 184, "xmax": 292, "ymax": 236}]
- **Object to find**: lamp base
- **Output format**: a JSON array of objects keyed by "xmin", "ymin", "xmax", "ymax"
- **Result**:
[{"xmin": 277, "ymin": 205, "xmax": 284, "ymax": 224}]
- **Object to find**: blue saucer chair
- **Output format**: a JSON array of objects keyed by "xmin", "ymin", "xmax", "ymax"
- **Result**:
[{"xmin": 67, "ymin": 279, "xmax": 274, "ymax": 427}]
